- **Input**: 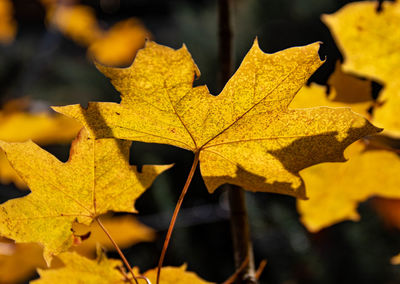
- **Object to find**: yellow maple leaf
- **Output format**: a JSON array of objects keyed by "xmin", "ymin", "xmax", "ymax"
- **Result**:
[
  {"xmin": 297, "ymin": 142, "xmax": 400, "ymax": 232},
  {"xmin": 144, "ymin": 265, "xmax": 214, "ymax": 284},
  {"xmin": 32, "ymin": 251, "xmax": 126, "ymax": 284},
  {"xmin": 0, "ymin": 215, "xmax": 153, "ymax": 282},
  {"xmin": 0, "ymin": 128, "xmax": 171, "ymax": 264},
  {"xmin": 323, "ymin": 1, "xmax": 400, "ymax": 136},
  {"xmin": 0, "ymin": 103, "xmax": 82, "ymax": 188},
  {"xmin": 292, "ymin": 84, "xmax": 400, "ymax": 232},
  {"xmin": 0, "ymin": 0, "xmax": 17, "ymax": 44},
  {"xmin": 72, "ymin": 214, "xmax": 155, "ymax": 258},
  {"xmin": 54, "ymin": 40, "xmax": 379, "ymax": 199},
  {"xmin": 33, "ymin": 251, "xmax": 214, "ymax": 284}
]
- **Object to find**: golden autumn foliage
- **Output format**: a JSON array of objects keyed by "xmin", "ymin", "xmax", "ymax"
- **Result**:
[
  {"xmin": 323, "ymin": 1, "xmax": 400, "ymax": 136},
  {"xmin": 32, "ymin": 251, "xmax": 126, "ymax": 284},
  {"xmin": 292, "ymin": 83, "xmax": 400, "ymax": 232},
  {"xmin": 0, "ymin": 128, "xmax": 171, "ymax": 264},
  {"xmin": 44, "ymin": 2, "xmax": 150, "ymax": 66},
  {"xmin": 0, "ymin": 215, "xmax": 154, "ymax": 283},
  {"xmin": 33, "ymin": 251, "xmax": 213, "ymax": 284},
  {"xmin": 54, "ymin": 40, "xmax": 379, "ymax": 199},
  {"xmin": 0, "ymin": 0, "xmax": 16, "ymax": 44},
  {"xmin": 0, "ymin": 238, "xmax": 46, "ymax": 283},
  {"xmin": 0, "ymin": 101, "xmax": 81, "ymax": 188}
]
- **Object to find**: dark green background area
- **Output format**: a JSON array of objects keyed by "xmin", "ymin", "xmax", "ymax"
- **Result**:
[{"xmin": 1, "ymin": 0, "xmax": 399, "ymax": 283}]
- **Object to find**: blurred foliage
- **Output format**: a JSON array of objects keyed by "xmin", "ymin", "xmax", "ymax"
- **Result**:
[{"xmin": 0, "ymin": 0, "xmax": 400, "ymax": 283}]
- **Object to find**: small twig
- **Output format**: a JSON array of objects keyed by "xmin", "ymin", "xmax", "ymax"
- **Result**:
[
  {"xmin": 95, "ymin": 217, "xmax": 139, "ymax": 284},
  {"xmin": 156, "ymin": 151, "xmax": 201, "ymax": 284},
  {"xmin": 255, "ymin": 260, "xmax": 267, "ymax": 280},
  {"xmin": 222, "ymin": 255, "xmax": 250, "ymax": 284}
]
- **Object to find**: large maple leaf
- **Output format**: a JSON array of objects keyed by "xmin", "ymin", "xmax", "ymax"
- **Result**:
[
  {"xmin": 54, "ymin": 40, "xmax": 380, "ymax": 199},
  {"xmin": 322, "ymin": 0, "xmax": 400, "ymax": 136},
  {"xmin": 0, "ymin": 128, "xmax": 171, "ymax": 263}
]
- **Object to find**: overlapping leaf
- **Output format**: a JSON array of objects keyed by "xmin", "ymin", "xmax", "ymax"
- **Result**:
[
  {"xmin": 33, "ymin": 251, "xmax": 214, "ymax": 284},
  {"xmin": 323, "ymin": 1, "xmax": 400, "ymax": 136},
  {"xmin": 32, "ymin": 251, "xmax": 126, "ymax": 284},
  {"xmin": 292, "ymin": 84, "xmax": 400, "ymax": 232},
  {"xmin": 0, "ymin": 128, "xmax": 171, "ymax": 263},
  {"xmin": 55, "ymin": 40, "xmax": 379, "ymax": 198},
  {"xmin": 0, "ymin": 215, "xmax": 154, "ymax": 282}
]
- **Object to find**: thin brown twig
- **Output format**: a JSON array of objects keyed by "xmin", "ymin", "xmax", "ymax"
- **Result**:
[
  {"xmin": 222, "ymin": 255, "xmax": 250, "ymax": 284},
  {"xmin": 156, "ymin": 151, "xmax": 200, "ymax": 284},
  {"xmin": 255, "ymin": 260, "xmax": 267, "ymax": 280},
  {"xmin": 95, "ymin": 217, "xmax": 139, "ymax": 284}
]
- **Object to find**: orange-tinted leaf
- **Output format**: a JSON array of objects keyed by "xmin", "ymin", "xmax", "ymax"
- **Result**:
[
  {"xmin": 44, "ymin": 2, "xmax": 150, "ymax": 66},
  {"xmin": 88, "ymin": 18, "xmax": 150, "ymax": 67},
  {"xmin": 55, "ymin": 40, "xmax": 379, "ymax": 198},
  {"xmin": 0, "ymin": 238, "xmax": 46, "ymax": 283},
  {"xmin": 0, "ymin": 128, "xmax": 171, "ymax": 264},
  {"xmin": 47, "ymin": 4, "xmax": 101, "ymax": 46},
  {"xmin": 372, "ymin": 198, "xmax": 400, "ymax": 229},
  {"xmin": 0, "ymin": 0, "xmax": 16, "ymax": 44}
]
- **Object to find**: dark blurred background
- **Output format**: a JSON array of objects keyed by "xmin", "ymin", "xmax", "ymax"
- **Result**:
[{"xmin": 1, "ymin": 0, "xmax": 400, "ymax": 283}]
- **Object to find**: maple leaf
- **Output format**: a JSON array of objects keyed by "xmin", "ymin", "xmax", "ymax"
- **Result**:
[
  {"xmin": 291, "ymin": 84, "xmax": 400, "ymax": 232},
  {"xmin": 323, "ymin": 1, "xmax": 400, "ymax": 136},
  {"xmin": 32, "ymin": 251, "xmax": 126, "ymax": 284},
  {"xmin": 0, "ymin": 128, "xmax": 171, "ymax": 264},
  {"xmin": 0, "ymin": 0, "xmax": 16, "ymax": 44},
  {"xmin": 0, "ymin": 215, "xmax": 153, "ymax": 282},
  {"xmin": 33, "ymin": 251, "xmax": 214, "ymax": 284},
  {"xmin": 0, "ymin": 102, "xmax": 81, "ymax": 188},
  {"xmin": 72, "ymin": 214, "xmax": 155, "ymax": 258},
  {"xmin": 54, "ymin": 40, "xmax": 379, "ymax": 198}
]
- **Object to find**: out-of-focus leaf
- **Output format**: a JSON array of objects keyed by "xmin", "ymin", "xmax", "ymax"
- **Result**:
[
  {"xmin": 72, "ymin": 214, "xmax": 155, "ymax": 258},
  {"xmin": 323, "ymin": 1, "xmax": 400, "ymax": 136},
  {"xmin": 0, "ymin": 0, "xmax": 16, "ymax": 44}
]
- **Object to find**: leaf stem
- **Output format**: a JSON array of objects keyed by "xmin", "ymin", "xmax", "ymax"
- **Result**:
[
  {"xmin": 95, "ymin": 217, "xmax": 139, "ymax": 284},
  {"xmin": 156, "ymin": 151, "xmax": 200, "ymax": 284}
]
